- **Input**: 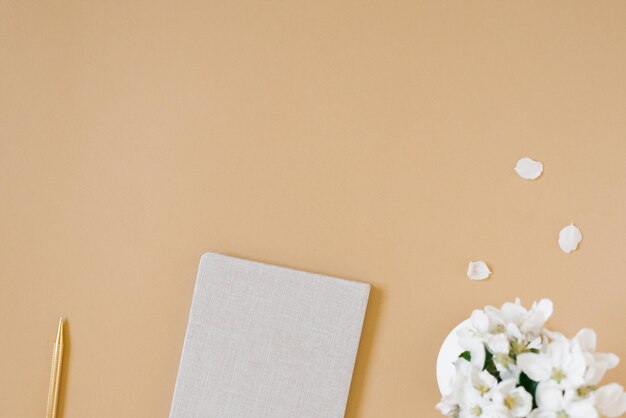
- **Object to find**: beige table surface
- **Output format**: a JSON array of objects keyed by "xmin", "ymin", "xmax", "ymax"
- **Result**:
[{"xmin": 2, "ymin": 1, "xmax": 626, "ymax": 417}]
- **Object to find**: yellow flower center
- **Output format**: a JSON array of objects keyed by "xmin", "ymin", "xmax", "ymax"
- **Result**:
[
  {"xmin": 551, "ymin": 368, "xmax": 566, "ymax": 383},
  {"xmin": 476, "ymin": 384, "xmax": 490, "ymax": 395},
  {"xmin": 511, "ymin": 339, "xmax": 530, "ymax": 355},
  {"xmin": 577, "ymin": 385, "xmax": 596, "ymax": 398},
  {"xmin": 504, "ymin": 395, "xmax": 516, "ymax": 409},
  {"xmin": 495, "ymin": 353, "xmax": 515, "ymax": 368}
]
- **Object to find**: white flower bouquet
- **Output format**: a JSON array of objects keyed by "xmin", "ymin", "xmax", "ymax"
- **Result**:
[{"xmin": 437, "ymin": 299, "xmax": 626, "ymax": 418}]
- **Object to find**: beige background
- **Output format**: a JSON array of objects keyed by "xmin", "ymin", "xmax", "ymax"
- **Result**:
[{"xmin": 2, "ymin": 1, "xmax": 626, "ymax": 417}]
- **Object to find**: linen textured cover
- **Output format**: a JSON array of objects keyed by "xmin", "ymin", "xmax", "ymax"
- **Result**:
[{"xmin": 169, "ymin": 253, "xmax": 371, "ymax": 418}]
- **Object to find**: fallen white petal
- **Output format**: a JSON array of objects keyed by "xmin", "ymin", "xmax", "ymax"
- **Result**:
[
  {"xmin": 514, "ymin": 157, "xmax": 543, "ymax": 180},
  {"xmin": 558, "ymin": 223, "xmax": 582, "ymax": 253},
  {"xmin": 467, "ymin": 261, "xmax": 491, "ymax": 280}
]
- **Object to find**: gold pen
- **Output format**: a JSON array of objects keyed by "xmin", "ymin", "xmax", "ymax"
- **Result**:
[{"xmin": 46, "ymin": 318, "xmax": 64, "ymax": 418}]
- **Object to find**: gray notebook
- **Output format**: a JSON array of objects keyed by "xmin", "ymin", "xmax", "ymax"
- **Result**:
[{"xmin": 169, "ymin": 253, "xmax": 370, "ymax": 418}]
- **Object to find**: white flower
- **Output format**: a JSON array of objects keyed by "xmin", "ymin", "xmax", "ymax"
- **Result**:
[
  {"xmin": 572, "ymin": 328, "xmax": 620, "ymax": 385},
  {"xmin": 469, "ymin": 369, "xmax": 499, "ymax": 399},
  {"xmin": 594, "ymin": 383, "xmax": 626, "ymax": 418},
  {"xmin": 437, "ymin": 358, "xmax": 473, "ymax": 415},
  {"xmin": 486, "ymin": 333, "xmax": 510, "ymax": 354},
  {"xmin": 458, "ymin": 299, "xmax": 553, "ymax": 372},
  {"xmin": 457, "ymin": 336, "xmax": 487, "ymax": 372},
  {"xmin": 506, "ymin": 298, "xmax": 553, "ymax": 337},
  {"xmin": 436, "ymin": 400, "xmax": 460, "ymax": 417},
  {"xmin": 485, "ymin": 334, "xmax": 520, "ymax": 381},
  {"xmin": 484, "ymin": 298, "xmax": 553, "ymax": 341},
  {"xmin": 463, "ymin": 307, "xmax": 502, "ymax": 339},
  {"xmin": 528, "ymin": 382, "xmax": 598, "ymax": 418},
  {"xmin": 437, "ymin": 359, "xmax": 504, "ymax": 418},
  {"xmin": 491, "ymin": 379, "xmax": 533, "ymax": 417},
  {"xmin": 517, "ymin": 339, "xmax": 587, "ymax": 389},
  {"xmin": 436, "ymin": 299, "xmax": 625, "ymax": 418},
  {"xmin": 459, "ymin": 383, "xmax": 495, "ymax": 418},
  {"xmin": 457, "ymin": 310, "xmax": 491, "ymax": 370}
]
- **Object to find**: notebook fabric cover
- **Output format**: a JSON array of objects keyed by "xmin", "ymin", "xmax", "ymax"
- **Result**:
[{"xmin": 169, "ymin": 253, "xmax": 371, "ymax": 418}]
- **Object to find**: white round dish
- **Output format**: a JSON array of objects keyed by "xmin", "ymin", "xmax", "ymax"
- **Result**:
[{"xmin": 436, "ymin": 318, "xmax": 472, "ymax": 396}]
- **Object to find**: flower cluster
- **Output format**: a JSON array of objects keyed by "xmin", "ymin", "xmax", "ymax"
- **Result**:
[{"xmin": 437, "ymin": 298, "xmax": 626, "ymax": 418}]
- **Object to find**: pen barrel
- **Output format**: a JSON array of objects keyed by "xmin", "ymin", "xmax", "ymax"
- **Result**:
[{"xmin": 46, "ymin": 343, "xmax": 63, "ymax": 418}]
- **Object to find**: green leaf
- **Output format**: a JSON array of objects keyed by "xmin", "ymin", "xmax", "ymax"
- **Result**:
[
  {"xmin": 459, "ymin": 351, "xmax": 471, "ymax": 361},
  {"xmin": 483, "ymin": 349, "xmax": 500, "ymax": 381},
  {"xmin": 519, "ymin": 372, "xmax": 539, "ymax": 409}
]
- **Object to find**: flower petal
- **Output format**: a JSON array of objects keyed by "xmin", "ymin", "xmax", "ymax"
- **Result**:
[
  {"xmin": 595, "ymin": 383, "xmax": 626, "ymax": 417},
  {"xmin": 535, "ymin": 381, "xmax": 564, "ymax": 409},
  {"xmin": 534, "ymin": 299, "xmax": 554, "ymax": 321},
  {"xmin": 470, "ymin": 309, "xmax": 489, "ymax": 333},
  {"xmin": 528, "ymin": 410, "xmax": 556, "ymax": 418},
  {"xmin": 575, "ymin": 328, "xmax": 597, "ymax": 352},
  {"xmin": 596, "ymin": 352, "xmax": 620, "ymax": 369},
  {"xmin": 486, "ymin": 333, "xmax": 510, "ymax": 354},
  {"xmin": 515, "ymin": 157, "xmax": 544, "ymax": 180},
  {"xmin": 435, "ymin": 400, "xmax": 458, "ymax": 416},
  {"xmin": 585, "ymin": 361, "xmax": 609, "ymax": 386},
  {"xmin": 517, "ymin": 353, "xmax": 552, "ymax": 382},
  {"xmin": 559, "ymin": 223, "xmax": 582, "ymax": 253},
  {"xmin": 506, "ymin": 323, "xmax": 524, "ymax": 340},
  {"xmin": 509, "ymin": 386, "xmax": 533, "ymax": 417},
  {"xmin": 467, "ymin": 261, "xmax": 491, "ymax": 280},
  {"xmin": 567, "ymin": 400, "xmax": 599, "ymax": 418}
]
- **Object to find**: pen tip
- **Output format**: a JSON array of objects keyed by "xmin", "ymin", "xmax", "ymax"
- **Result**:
[{"xmin": 55, "ymin": 317, "xmax": 64, "ymax": 344}]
